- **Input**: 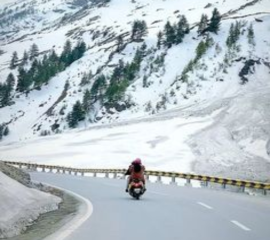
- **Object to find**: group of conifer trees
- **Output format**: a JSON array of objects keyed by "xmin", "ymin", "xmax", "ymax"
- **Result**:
[
  {"xmin": 157, "ymin": 8, "xmax": 221, "ymax": 49},
  {"xmin": 67, "ymin": 43, "xmax": 146, "ymax": 128},
  {"xmin": 0, "ymin": 40, "xmax": 86, "ymax": 109}
]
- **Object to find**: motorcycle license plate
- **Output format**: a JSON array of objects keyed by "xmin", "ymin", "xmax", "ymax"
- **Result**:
[{"xmin": 134, "ymin": 188, "xmax": 141, "ymax": 194}]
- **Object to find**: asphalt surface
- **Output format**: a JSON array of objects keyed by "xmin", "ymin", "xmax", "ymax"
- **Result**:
[{"xmin": 31, "ymin": 173, "xmax": 270, "ymax": 240}]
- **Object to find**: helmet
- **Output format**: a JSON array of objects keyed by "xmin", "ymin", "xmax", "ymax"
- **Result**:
[{"xmin": 132, "ymin": 158, "xmax": 142, "ymax": 165}]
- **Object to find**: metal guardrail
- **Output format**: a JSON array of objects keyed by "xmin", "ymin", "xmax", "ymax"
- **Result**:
[{"xmin": 3, "ymin": 160, "xmax": 270, "ymax": 194}]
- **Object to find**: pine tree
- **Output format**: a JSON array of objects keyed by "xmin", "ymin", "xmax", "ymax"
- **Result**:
[
  {"xmin": 67, "ymin": 112, "xmax": 77, "ymax": 128},
  {"xmin": 91, "ymin": 74, "xmax": 106, "ymax": 101},
  {"xmin": 17, "ymin": 67, "xmax": 30, "ymax": 92},
  {"xmin": 197, "ymin": 14, "xmax": 208, "ymax": 35},
  {"xmin": 6, "ymin": 73, "xmax": 15, "ymax": 90},
  {"xmin": 131, "ymin": 20, "xmax": 147, "ymax": 41},
  {"xmin": 67, "ymin": 101, "xmax": 85, "ymax": 128},
  {"xmin": 164, "ymin": 21, "xmax": 176, "ymax": 48},
  {"xmin": 82, "ymin": 89, "xmax": 92, "ymax": 112},
  {"xmin": 247, "ymin": 23, "xmax": 255, "ymax": 46},
  {"xmin": 209, "ymin": 8, "xmax": 221, "ymax": 34},
  {"xmin": 73, "ymin": 100, "xmax": 85, "ymax": 122},
  {"xmin": 60, "ymin": 39, "xmax": 72, "ymax": 65},
  {"xmin": 157, "ymin": 31, "xmax": 163, "ymax": 49},
  {"xmin": 3, "ymin": 126, "xmax": 9, "ymax": 136},
  {"xmin": 116, "ymin": 35, "xmax": 124, "ymax": 52},
  {"xmin": 175, "ymin": 15, "xmax": 189, "ymax": 44},
  {"xmin": 226, "ymin": 21, "xmax": 241, "ymax": 48},
  {"xmin": 64, "ymin": 80, "xmax": 70, "ymax": 91},
  {"xmin": 226, "ymin": 23, "xmax": 235, "ymax": 48},
  {"xmin": 80, "ymin": 72, "xmax": 90, "ymax": 86},
  {"xmin": 29, "ymin": 43, "xmax": 39, "ymax": 60},
  {"xmin": 196, "ymin": 40, "xmax": 207, "ymax": 60},
  {"xmin": 21, "ymin": 50, "xmax": 29, "ymax": 66},
  {"xmin": 143, "ymin": 75, "xmax": 148, "ymax": 88},
  {"xmin": 10, "ymin": 51, "xmax": 18, "ymax": 69}
]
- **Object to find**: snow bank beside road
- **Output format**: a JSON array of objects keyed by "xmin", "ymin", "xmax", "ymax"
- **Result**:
[{"xmin": 0, "ymin": 171, "xmax": 61, "ymax": 238}]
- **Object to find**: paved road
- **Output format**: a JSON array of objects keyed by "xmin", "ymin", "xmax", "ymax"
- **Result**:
[{"xmin": 31, "ymin": 173, "xmax": 270, "ymax": 240}]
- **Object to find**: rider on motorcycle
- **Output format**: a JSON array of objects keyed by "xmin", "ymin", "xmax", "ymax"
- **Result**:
[{"xmin": 125, "ymin": 158, "xmax": 146, "ymax": 192}]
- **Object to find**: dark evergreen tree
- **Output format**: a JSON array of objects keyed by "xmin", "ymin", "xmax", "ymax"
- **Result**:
[
  {"xmin": 80, "ymin": 72, "xmax": 90, "ymax": 86},
  {"xmin": 67, "ymin": 101, "xmax": 85, "ymax": 128},
  {"xmin": 76, "ymin": 41, "xmax": 87, "ymax": 58},
  {"xmin": 82, "ymin": 89, "xmax": 92, "ymax": 112},
  {"xmin": 91, "ymin": 74, "xmax": 106, "ymax": 101},
  {"xmin": 105, "ymin": 79, "xmax": 128, "ymax": 103},
  {"xmin": 21, "ymin": 50, "xmax": 29, "ymax": 66},
  {"xmin": 6, "ymin": 73, "xmax": 15, "ymax": 90},
  {"xmin": 176, "ymin": 15, "xmax": 189, "ymax": 44},
  {"xmin": 208, "ymin": 8, "xmax": 221, "ymax": 34},
  {"xmin": 73, "ymin": 100, "xmax": 85, "ymax": 121},
  {"xmin": 116, "ymin": 35, "xmax": 124, "ymax": 52},
  {"xmin": 3, "ymin": 126, "xmax": 9, "ymax": 136},
  {"xmin": 64, "ymin": 80, "xmax": 70, "ymax": 91},
  {"xmin": 17, "ymin": 67, "xmax": 31, "ymax": 92},
  {"xmin": 10, "ymin": 51, "xmax": 18, "ymax": 69},
  {"xmin": 131, "ymin": 20, "xmax": 147, "ymax": 41},
  {"xmin": 60, "ymin": 40, "xmax": 72, "ymax": 65},
  {"xmin": 157, "ymin": 31, "xmax": 163, "ymax": 49},
  {"xmin": 226, "ymin": 23, "xmax": 235, "ymax": 48},
  {"xmin": 0, "ymin": 73, "xmax": 16, "ymax": 106},
  {"xmin": 247, "ymin": 23, "xmax": 255, "ymax": 46},
  {"xmin": 226, "ymin": 21, "xmax": 241, "ymax": 48},
  {"xmin": 164, "ymin": 21, "xmax": 176, "ymax": 48},
  {"xmin": 196, "ymin": 40, "xmax": 207, "ymax": 60},
  {"xmin": 29, "ymin": 43, "xmax": 39, "ymax": 60},
  {"xmin": 197, "ymin": 14, "xmax": 208, "ymax": 35},
  {"xmin": 67, "ymin": 112, "xmax": 77, "ymax": 128},
  {"xmin": 143, "ymin": 75, "xmax": 148, "ymax": 88}
]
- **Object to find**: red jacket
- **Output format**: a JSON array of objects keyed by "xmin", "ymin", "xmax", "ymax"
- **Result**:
[{"xmin": 126, "ymin": 164, "xmax": 145, "ymax": 181}]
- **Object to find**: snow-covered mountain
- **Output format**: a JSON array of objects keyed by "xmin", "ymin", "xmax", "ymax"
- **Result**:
[{"xmin": 0, "ymin": 0, "xmax": 269, "ymax": 181}]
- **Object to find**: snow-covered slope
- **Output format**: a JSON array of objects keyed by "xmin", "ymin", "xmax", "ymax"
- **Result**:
[
  {"xmin": 0, "ymin": 0, "xmax": 270, "ymax": 180},
  {"xmin": 0, "ymin": 171, "xmax": 61, "ymax": 238}
]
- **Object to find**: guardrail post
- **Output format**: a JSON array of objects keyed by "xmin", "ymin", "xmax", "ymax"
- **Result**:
[
  {"xmin": 201, "ymin": 181, "xmax": 208, "ymax": 187},
  {"xmin": 185, "ymin": 178, "xmax": 191, "ymax": 187},
  {"xmin": 239, "ymin": 186, "xmax": 245, "ymax": 193},
  {"xmin": 145, "ymin": 175, "xmax": 150, "ymax": 182},
  {"xmin": 74, "ymin": 171, "xmax": 77, "ymax": 176},
  {"xmin": 113, "ymin": 173, "xmax": 117, "ymax": 179},
  {"xmin": 56, "ymin": 168, "xmax": 60, "ymax": 174},
  {"xmin": 263, "ymin": 189, "xmax": 267, "ymax": 196},
  {"xmin": 93, "ymin": 173, "xmax": 97, "ymax": 177},
  {"xmin": 170, "ymin": 176, "xmax": 177, "ymax": 185},
  {"xmin": 27, "ymin": 165, "xmax": 30, "ymax": 170},
  {"xmin": 105, "ymin": 173, "xmax": 109, "ymax": 178},
  {"xmin": 18, "ymin": 164, "xmax": 22, "ymax": 169},
  {"xmin": 42, "ymin": 167, "xmax": 45, "ymax": 172},
  {"xmin": 222, "ymin": 183, "xmax": 226, "ymax": 189},
  {"xmin": 68, "ymin": 170, "xmax": 71, "ymax": 175},
  {"xmin": 81, "ymin": 172, "xmax": 84, "ymax": 176},
  {"xmin": 156, "ymin": 176, "xmax": 162, "ymax": 183}
]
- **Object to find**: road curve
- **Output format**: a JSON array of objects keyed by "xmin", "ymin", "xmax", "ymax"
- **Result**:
[{"xmin": 31, "ymin": 173, "xmax": 270, "ymax": 240}]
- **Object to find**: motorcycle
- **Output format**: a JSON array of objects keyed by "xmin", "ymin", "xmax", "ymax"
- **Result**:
[{"xmin": 128, "ymin": 179, "xmax": 145, "ymax": 200}]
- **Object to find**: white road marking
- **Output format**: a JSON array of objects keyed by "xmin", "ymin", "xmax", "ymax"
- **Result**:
[
  {"xmin": 197, "ymin": 202, "xmax": 213, "ymax": 209},
  {"xmin": 149, "ymin": 190, "xmax": 169, "ymax": 196},
  {"xmin": 231, "ymin": 220, "xmax": 251, "ymax": 231}
]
